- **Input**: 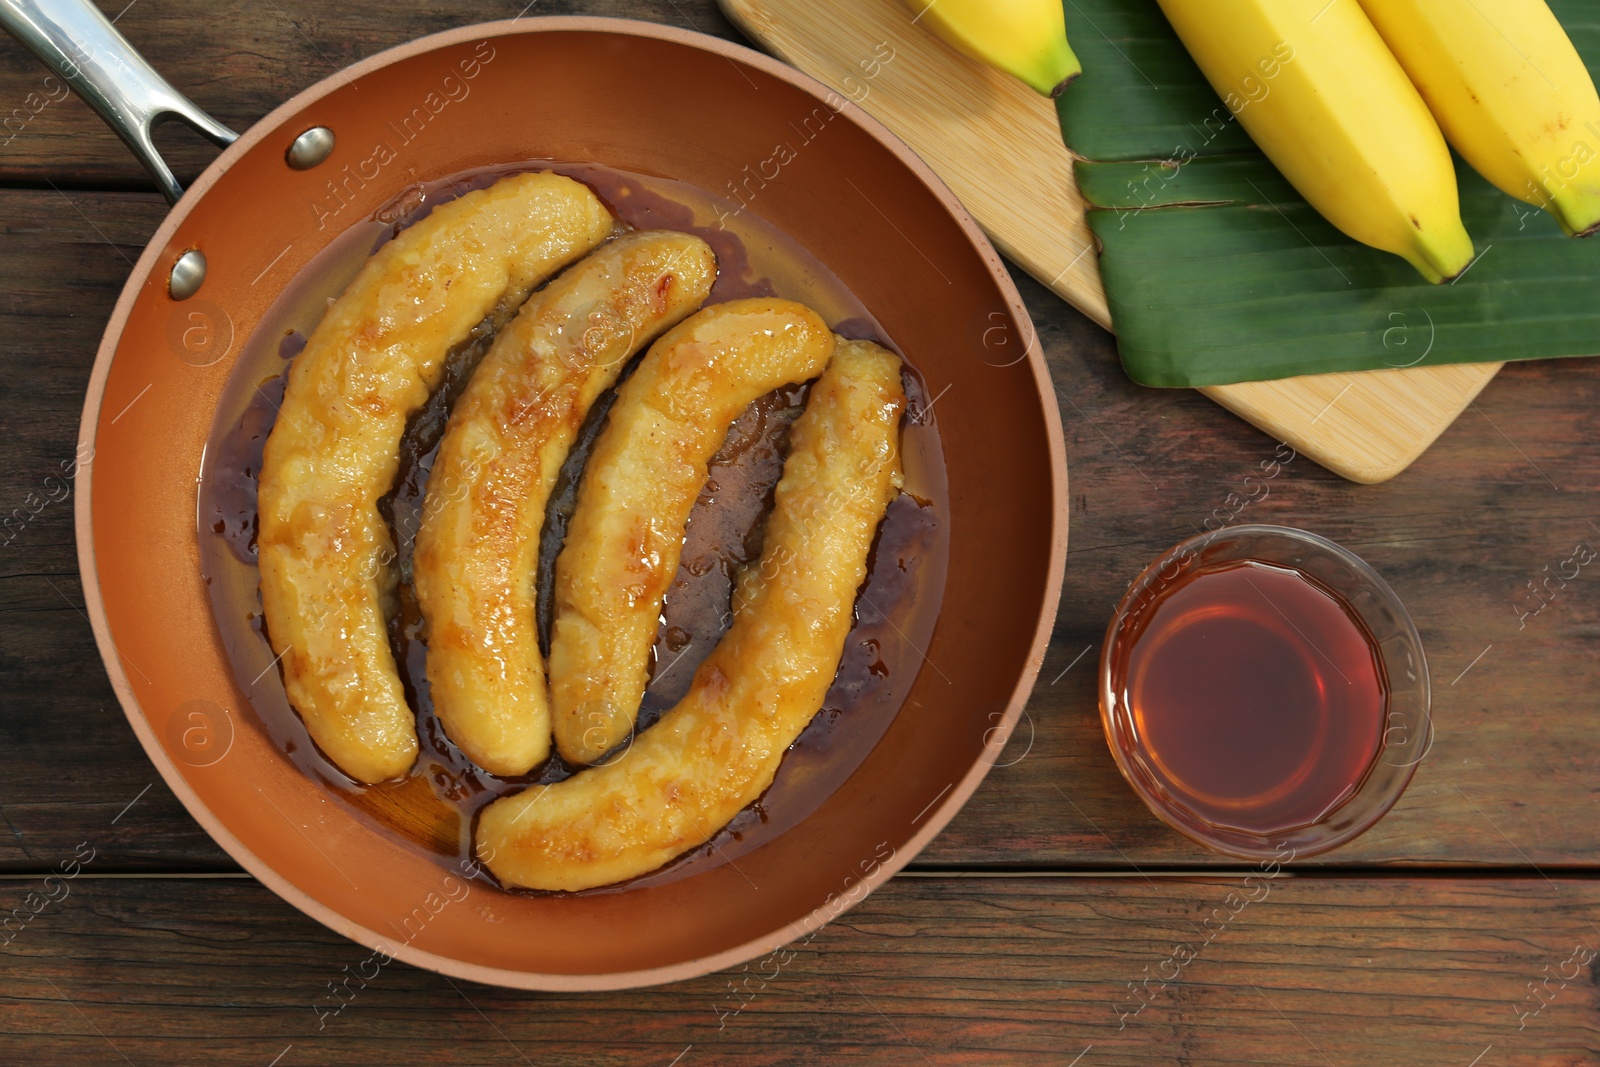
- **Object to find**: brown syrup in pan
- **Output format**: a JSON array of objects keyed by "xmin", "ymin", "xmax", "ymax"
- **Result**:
[{"xmin": 198, "ymin": 161, "xmax": 949, "ymax": 893}]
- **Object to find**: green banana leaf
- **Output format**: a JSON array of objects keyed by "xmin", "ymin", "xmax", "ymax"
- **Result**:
[{"xmin": 1056, "ymin": 0, "xmax": 1600, "ymax": 387}]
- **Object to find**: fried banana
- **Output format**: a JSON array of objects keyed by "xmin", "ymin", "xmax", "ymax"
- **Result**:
[
  {"xmin": 547, "ymin": 298, "xmax": 836, "ymax": 766},
  {"xmin": 478, "ymin": 338, "xmax": 905, "ymax": 891},
  {"xmin": 257, "ymin": 172, "xmax": 613, "ymax": 784},
  {"xmin": 413, "ymin": 231, "xmax": 717, "ymax": 776}
]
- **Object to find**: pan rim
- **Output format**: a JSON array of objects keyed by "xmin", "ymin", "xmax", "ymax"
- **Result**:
[{"xmin": 72, "ymin": 13, "xmax": 1070, "ymax": 990}]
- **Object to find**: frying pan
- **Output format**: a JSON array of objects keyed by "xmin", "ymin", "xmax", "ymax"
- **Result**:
[{"xmin": 4, "ymin": 0, "xmax": 1069, "ymax": 988}]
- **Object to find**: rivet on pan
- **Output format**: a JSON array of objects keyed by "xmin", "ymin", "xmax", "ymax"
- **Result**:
[
  {"xmin": 286, "ymin": 126, "xmax": 336, "ymax": 170},
  {"xmin": 168, "ymin": 250, "xmax": 207, "ymax": 301}
]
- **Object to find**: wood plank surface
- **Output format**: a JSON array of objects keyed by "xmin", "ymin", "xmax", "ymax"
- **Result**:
[
  {"xmin": 717, "ymin": 0, "xmax": 1506, "ymax": 485},
  {"xmin": 1, "ymin": 187, "xmax": 1597, "ymax": 871},
  {"xmin": 0, "ymin": 0, "xmax": 751, "ymax": 187},
  {"xmin": 1, "ymin": 876, "xmax": 1597, "ymax": 1065},
  {"xmin": 3, "ymin": 0, "xmax": 1598, "ymax": 1061}
]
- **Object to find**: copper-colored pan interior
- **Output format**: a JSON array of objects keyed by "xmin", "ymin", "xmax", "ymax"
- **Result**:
[{"xmin": 79, "ymin": 18, "xmax": 1067, "ymax": 988}]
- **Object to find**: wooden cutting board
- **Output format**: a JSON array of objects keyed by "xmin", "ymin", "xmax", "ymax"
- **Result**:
[{"xmin": 719, "ymin": 0, "xmax": 1503, "ymax": 483}]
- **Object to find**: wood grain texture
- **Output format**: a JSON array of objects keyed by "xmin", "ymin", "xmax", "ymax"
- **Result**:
[
  {"xmin": 1, "ymin": 191, "xmax": 1598, "ymax": 873},
  {"xmin": 0, "ymin": 189, "xmax": 232, "ymax": 872},
  {"xmin": 1, "ymin": 876, "xmax": 1597, "ymax": 1064},
  {"xmin": 0, "ymin": 0, "xmax": 750, "ymax": 187},
  {"xmin": 716, "ymin": 0, "xmax": 1505, "ymax": 484},
  {"xmin": 1, "ymin": 0, "xmax": 1597, "ymax": 1057}
]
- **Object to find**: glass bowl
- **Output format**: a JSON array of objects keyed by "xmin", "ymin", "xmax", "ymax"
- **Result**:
[{"xmin": 1099, "ymin": 524, "xmax": 1430, "ymax": 860}]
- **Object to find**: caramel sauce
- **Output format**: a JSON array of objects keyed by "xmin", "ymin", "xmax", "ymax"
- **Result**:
[
  {"xmin": 1108, "ymin": 561, "xmax": 1387, "ymax": 836},
  {"xmin": 197, "ymin": 161, "xmax": 948, "ymax": 892}
]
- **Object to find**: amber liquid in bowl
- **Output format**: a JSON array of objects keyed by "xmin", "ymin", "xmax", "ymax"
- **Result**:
[{"xmin": 1108, "ymin": 560, "xmax": 1389, "ymax": 838}]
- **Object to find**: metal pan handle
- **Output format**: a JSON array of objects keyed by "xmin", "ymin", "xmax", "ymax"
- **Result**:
[{"xmin": 0, "ymin": 0, "xmax": 237, "ymax": 203}]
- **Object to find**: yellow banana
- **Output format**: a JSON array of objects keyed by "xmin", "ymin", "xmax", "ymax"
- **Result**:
[
  {"xmin": 1359, "ymin": 0, "xmax": 1600, "ymax": 237},
  {"xmin": 904, "ymin": 0, "xmax": 1081, "ymax": 97},
  {"xmin": 1157, "ymin": 0, "xmax": 1476, "ymax": 282}
]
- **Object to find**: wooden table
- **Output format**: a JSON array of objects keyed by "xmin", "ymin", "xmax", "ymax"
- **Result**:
[{"xmin": 2, "ymin": 2, "xmax": 1597, "ymax": 1063}]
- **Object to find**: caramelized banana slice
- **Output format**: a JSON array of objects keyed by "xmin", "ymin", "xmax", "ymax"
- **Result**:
[
  {"xmin": 478, "ymin": 339, "xmax": 905, "ymax": 891},
  {"xmin": 258, "ymin": 172, "xmax": 614, "ymax": 784},
  {"xmin": 413, "ymin": 231, "xmax": 717, "ymax": 776},
  {"xmin": 547, "ymin": 298, "xmax": 836, "ymax": 766}
]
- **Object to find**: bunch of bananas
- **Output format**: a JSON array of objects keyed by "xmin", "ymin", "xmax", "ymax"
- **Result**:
[{"xmin": 907, "ymin": 0, "xmax": 1600, "ymax": 283}]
